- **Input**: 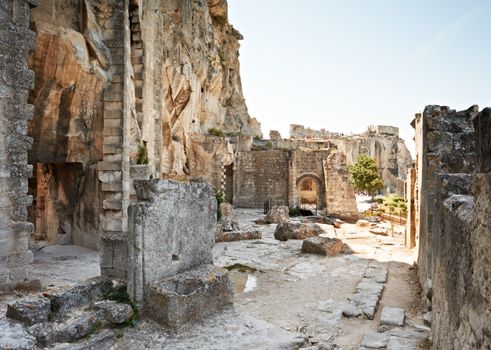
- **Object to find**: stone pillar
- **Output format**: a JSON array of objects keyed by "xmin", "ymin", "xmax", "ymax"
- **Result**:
[
  {"xmin": 323, "ymin": 152, "xmax": 359, "ymax": 220},
  {"xmin": 98, "ymin": 0, "xmax": 131, "ymax": 279},
  {"xmin": 405, "ymin": 167, "xmax": 416, "ymax": 248},
  {"xmin": 0, "ymin": 0, "xmax": 37, "ymax": 287}
]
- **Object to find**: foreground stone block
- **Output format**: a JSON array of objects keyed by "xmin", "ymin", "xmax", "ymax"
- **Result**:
[
  {"xmin": 128, "ymin": 179, "xmax": 217, "ymax": 303},
  {"xmin": 145, "ymin": 266, "xmax": 233, "ymax": 329},
  {"xmin": 94, "ymin": 301, "xmax": 133, "ymax": 324},
  {"xmin": 216, "ymin": 230, "xmax": 262, "ymax": 243},
  {"xmin": 274, "ymin": 222, "xmax": 323, "ymax": 241},
  {"xmin": 361, "ymin": 331, "xmax": 388, "ymax": 349},
  {"xmin": 43, "ymin": 276, "xmax": 113, "ymax": 313},
  {"xmin": 301, "ymin": 236, "xmax": 344, "ymax": 256},
  {"xmin": 6, "ymin": 295, "xmax": 51, "ymax": 326},
  {"xmin": 265, "ymin": 205, "xmax": 289, "ymax": 223},
  {"xmin": 380, "ymin": 307, "xmax": 405, "ymax": 327}
]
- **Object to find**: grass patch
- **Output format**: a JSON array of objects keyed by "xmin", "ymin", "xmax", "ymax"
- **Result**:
[
  {"xmin": 208, "ymin": 128, "xmax": 225, "ymax": 137},
  {"xmin": 224, "ymin": 264, "xmax": 257, "ymax": 273}
]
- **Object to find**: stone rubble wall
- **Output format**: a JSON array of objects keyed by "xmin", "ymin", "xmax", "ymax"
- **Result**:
[
  {"xmin": 412, "ymin": 105, "xmax": 491, "ymax": 349},
  {"xmin": 283, "ymin": 124, "xmax": 413, "ymax": 194},
  {"xmin": 233, "ymin": 150, "xmax": 289, "ymax": 208},
  {"xmin": 0, "ymin": 0, "xmax": 37, "ymax": 286},
  {"xmin": 323, "ymin": 153, "xmax": 359, "ymax": 220}
]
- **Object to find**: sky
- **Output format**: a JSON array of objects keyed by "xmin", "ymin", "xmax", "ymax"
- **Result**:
[{"xmin": 228, "ymin": 0, "xmax": 491, "ymax": 156}]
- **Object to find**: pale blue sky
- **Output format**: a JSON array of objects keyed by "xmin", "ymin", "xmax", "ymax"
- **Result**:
[{"xmin": 228, "ymin": 0, "xmax": 491, "ymax": 155}]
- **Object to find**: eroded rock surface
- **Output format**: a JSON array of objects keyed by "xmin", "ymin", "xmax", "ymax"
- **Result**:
[{"xmin": 274, "ymin": 222, "xmax": 324, "ymax": 241}]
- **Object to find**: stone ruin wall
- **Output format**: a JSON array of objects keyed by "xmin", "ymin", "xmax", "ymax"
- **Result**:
[
  {"xmin": 0, "ymin": 0, "xmax": 37, "ymax": 286},
  {"xmin": 284, "ymin": 124, "xmax": 413, "ymax": 194},
  {"xmin": 410, "ymin": 105, "xmax": 491, "ymax": 349},
  {"xmin": 233, "ymin": 150, "xmax": 289, "ymax": 208},
  {"xmin": 233, "ymin": 148, "xmax": 358, "ymax": 218},
  {"xmin": 0, "ymin": 0, "xmax": 261, "ymax": 285}
]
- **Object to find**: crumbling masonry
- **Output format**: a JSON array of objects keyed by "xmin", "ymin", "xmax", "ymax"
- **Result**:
[{"xmin": 407, "ymin": 105, "xmax": 491, "ymax": 349}]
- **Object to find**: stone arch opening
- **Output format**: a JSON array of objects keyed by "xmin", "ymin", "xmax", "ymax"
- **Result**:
[{"xmin": 296, "ymin": 174, "xmax": 324, "ymax": 210}]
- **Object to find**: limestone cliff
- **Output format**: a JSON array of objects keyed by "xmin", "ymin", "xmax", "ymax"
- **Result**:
[
  {"xmin": 330, "ymin": 134, "xmax": 413, "ymax": 194},
  {"xmin": 136, "ymin": 0, "xmax": 260, "ymax": 176}
]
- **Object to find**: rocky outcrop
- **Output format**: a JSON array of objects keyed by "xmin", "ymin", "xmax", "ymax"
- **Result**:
[{"xmin": 137, "ymin": 0, "xmax": 261, "ymax": 176}]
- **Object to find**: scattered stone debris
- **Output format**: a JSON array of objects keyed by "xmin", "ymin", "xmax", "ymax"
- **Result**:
[
  {"xmin": 360, "ymin": 331, "xmax": 388, "ymax": 349},
  {"xmin": 356, "ymin": 219, "xmax": 370, "ymax": 228},
  {"xmin": 216, "ymin": 230, "xmax": 262, "ymax": 242},
  {"xmin": 380, "ymin": 307, "xmax": 405, "ymax": 327},
  {"xmin": 301, "ymin": 236, "xmax": 344, "ymax": 256},
  {"xmin": 369, "ymin": 227, "xmax": 389, "ymax": 236},
  {"xmin": 274, "ymin": 222, "xmax": 324, "ymax": 241},
  {"xmin": 265, "ymin": 205, "xmax": 289, "ymax": 223},
  {"xmin": 43, "ymin": 276, "xmax": 113, "ymax": 313},
  {"xmin": 6, "ymin": 295, "xmax": 51, "ymax": 326},
  {"xmin": 5, "ymin": 277, "xmax": 134, "ymax": 347},
  {"xmin": 343, "ymin": 265, "xmax": 388, "ymax": 319}
]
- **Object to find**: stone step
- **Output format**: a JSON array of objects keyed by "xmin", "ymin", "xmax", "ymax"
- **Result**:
[
  {"xmin": 28, "ymin": 301, "xmax": 133, "ymax": 347},
  {"xmin": 43, "ymin": 276, "xmax": 113, "ymax": 313}
]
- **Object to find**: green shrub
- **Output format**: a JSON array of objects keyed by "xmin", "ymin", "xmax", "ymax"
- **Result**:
[
  {"xmin": 289, "ymin": 207, "xmax": 301, "ymax": 217},
  {"xmin": 208, "ymin": 128, "xmax": 225, "ymax": 137},
  {"xmin": 253, "ymin": 135, "xmax": 262, "ymax": 141},
  {"xmin": 215, "ymin": 188, "xmax": 224, "ymax": 220},
  {"xmin": 137, "ymin": 141, "xmax": 149, "ymax": 165}
]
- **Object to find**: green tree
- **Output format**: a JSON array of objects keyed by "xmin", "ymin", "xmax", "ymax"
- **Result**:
[{"xmin": 348, "ymin": 155, "xmax": 384, "ymax": 196}]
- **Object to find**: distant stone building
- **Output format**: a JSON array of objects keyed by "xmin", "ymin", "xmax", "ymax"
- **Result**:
[{"xmin": 231, "ymin": 148, "xmax": 359, "ymax": 220}]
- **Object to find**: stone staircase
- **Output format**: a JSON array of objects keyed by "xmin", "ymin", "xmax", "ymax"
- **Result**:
[{"xmin": 5, "ymin": 277, "xmax": 135, "ymax": 348}]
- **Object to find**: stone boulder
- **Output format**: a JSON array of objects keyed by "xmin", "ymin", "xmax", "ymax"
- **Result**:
[
  {"xmin": 220, "ymin": 203, "xmax": 239, "ymax": 232},
  {"xmin": 265, "ymin": 206, "xmax": 289, "ymax": 223},
  {"xmin": 216, "ymin": 230, "xmax": 262, "ymax": 243},
  {"xmin": 6, "ymin": 296, "xmax": 51, "ymax": 326},
  {"xmin": 301, "ymin": 236, "xmax": 344, "ymax": 256},
  {"xmin": 274, "ymin": 222, "xmax": 323, "ymax": 241},
  {"xmin": 356, "ymin": 219, "xmax": 370, "ymax": 228}
]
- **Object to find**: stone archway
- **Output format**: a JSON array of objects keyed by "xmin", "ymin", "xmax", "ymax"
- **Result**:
[{"xmin": 296, "ymin": 173, "xmax": 325, "ymax": 210}]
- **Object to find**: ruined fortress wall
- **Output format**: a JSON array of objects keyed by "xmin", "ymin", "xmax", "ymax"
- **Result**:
[
  {"xmin": 0, "ymin": 0, "xmax": 36, "ymax": 286},
  {"xmin": 233, "ymin": 151, "xmax": 289, "ymax": 208},
  {"xmin": 413, "ymin": 105, "xmax": 491, "ymax": 349},
  {"xmin": 331, "ymin": 134, "xmax": 412, "ymax": 194}
]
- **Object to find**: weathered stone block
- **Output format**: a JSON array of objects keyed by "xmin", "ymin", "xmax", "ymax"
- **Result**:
[
  {"xmin": 94, "ymin": 301, "xmax": 133, "ymax": 324},
  {"xmin": 145, "ymin": 266, "xmax": 233, "ymax": 329},
  {"xmin": 215, "ymin": 230, "xmax": 262, "ymax": 242},
  {"xmin": 43, "ymin": 276, "xmax": 113, "ymax": 313},
  {"xmin": 274, "ymin": 222, "xmax": 323, "ymax": 241},
  {"xmin": 265, "ymin": 205, "xmax": 289, "ymax": 223},
  {"xmin": 380, "ymin": 307, "xmax": 405, "ymax": 327},
  {"xmin": 128, "ymin": 179, "xmax": 217, "ymax": 303},
  {"xmin": 6, "ymin": 295, "xmax": 51, "ymax": 325},
  {"xmin": 301, "ymin": 236, "xmax": 344, "ymax": 256}
]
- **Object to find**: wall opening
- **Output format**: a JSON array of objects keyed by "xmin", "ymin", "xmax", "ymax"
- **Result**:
[{"xmin": 298, "ymin": 177, "xmax": 320, "ymax": 211}]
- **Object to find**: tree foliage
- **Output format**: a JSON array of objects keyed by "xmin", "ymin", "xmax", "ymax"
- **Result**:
[{"xmin": 348, "ymin": 155, "xmax": 384, "ymax": 195}]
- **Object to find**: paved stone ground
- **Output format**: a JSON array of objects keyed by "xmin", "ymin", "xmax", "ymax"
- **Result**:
[{"xmin": 0, "ymin": 209, "xmax": 429, "ymax": 349}]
